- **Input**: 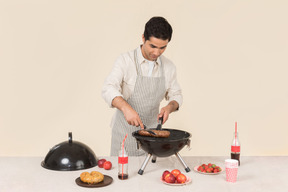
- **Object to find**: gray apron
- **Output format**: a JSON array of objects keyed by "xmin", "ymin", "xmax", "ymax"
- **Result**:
[{"xmin": 110, "ymin": 49, "xmax": 166, "ymax": 156}]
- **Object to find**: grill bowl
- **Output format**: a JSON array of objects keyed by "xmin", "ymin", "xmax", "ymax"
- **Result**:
[{"xmin": 132, "ymin": 128, "xmax": 191, "ymax": 157}]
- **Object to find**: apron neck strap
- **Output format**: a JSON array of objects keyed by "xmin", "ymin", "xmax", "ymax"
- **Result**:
[
  {"xmin": 134, "ymin": 49, "xmax": 142, "ymax": 76},
  {"xmin": 134, "ymin": 49, "xmax": 164, "ymax": 76}
]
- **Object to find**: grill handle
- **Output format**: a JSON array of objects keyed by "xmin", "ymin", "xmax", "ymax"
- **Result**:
[{"xmin": 186, "ymin": 139, "xmax": 191, "ymax": 150}]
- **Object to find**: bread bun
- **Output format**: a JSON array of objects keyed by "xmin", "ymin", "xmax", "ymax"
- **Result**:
[{"xmin": 80, "ymin": 171, "xmax": 104, "ymax": 184}]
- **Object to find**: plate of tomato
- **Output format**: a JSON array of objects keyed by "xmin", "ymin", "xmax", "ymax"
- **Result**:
[
  {"xmin": 161, "ymin": 169, "xmax": 192, "ymax": 185},
  {"xmin": 161, "ymin": 176, "xmax": 192, "ymax": 186},
  {"xmin": 194, "ymin": 163, "xmax": 223, "ymax": 175}
]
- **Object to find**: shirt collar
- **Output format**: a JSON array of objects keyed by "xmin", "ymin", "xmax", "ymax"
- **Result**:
[{"xmin": 137, "ymin": 45, "xmax": 161, "ymax": 66}]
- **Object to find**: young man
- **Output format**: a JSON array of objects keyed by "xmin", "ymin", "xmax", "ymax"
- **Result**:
[{"xmin": 102, "ymin": 17, "xmax": 183, "ymax": 156}]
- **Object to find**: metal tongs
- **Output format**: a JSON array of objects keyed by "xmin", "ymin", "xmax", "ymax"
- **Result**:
[
  {"xmin": 141, "ymin": 116, "xmax": 163, "ymax": 136},
  {"xmin": 156, "ymin": 116, "xmax": 163, "ymax": 130},
  {"xmin": 143, "ymin": 124, "xmax": 157, "ymax": 136}
]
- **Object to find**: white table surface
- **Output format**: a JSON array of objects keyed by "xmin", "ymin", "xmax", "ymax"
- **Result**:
[{"xmin": 0, "ymin": 156, "xmax": 287, "ymax": 192}]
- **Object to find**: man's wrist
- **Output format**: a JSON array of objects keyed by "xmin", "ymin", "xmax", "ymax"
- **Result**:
[{"xmin": 168, "ymin": 100, "xmax": 179, "ymax": 113}]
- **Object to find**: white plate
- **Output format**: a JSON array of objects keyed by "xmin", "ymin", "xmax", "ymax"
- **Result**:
[
  {"xmin": 193, "ymin": 165, "xmax": 223, "ymax": 175},
  {"xmin": 161, "ymin": 176, "xmax": 192, "ymax": 186}
]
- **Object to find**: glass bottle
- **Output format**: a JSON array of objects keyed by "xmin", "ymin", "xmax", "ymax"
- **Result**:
[
  {"xmin": 231, "ymin": 123, "xmax": 240, "ymax": 166},
  {"xmin": 118, "ymin": 142, "xmax": 128, "ymax": 180}
]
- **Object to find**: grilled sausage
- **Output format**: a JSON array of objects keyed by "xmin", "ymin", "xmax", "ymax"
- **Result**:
[{"xmin": 138, "ymin": 130, "xmax": 170, "ymax": 138}]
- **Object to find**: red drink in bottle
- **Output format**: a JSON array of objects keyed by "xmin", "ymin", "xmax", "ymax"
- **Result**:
[
  {"xmin": 231, "ymin": 122, "xmax": 240, "ymax": 166},
  {"xmin": 118, "ymin": 142, "xmax": 128, "ymax": 180}
]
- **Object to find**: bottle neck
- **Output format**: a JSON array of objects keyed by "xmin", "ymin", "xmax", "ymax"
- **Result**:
[
  {"xmin": 231, "ymin": 132, "xmax": 240, "ymax": 153},
  {"xmin": 119, "ymin": 143, "xmax": 128, "ymax": 156}
]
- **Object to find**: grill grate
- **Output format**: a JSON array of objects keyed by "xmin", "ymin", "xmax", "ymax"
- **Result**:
[{"xmin": 132, "ymin": 128, "xmax": 191, "ymax": 142}]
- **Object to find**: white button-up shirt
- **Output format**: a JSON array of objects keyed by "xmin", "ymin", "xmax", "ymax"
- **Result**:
[{"xmin": 102, "ymin": 46, "xmax": 183, "ymax": 109}]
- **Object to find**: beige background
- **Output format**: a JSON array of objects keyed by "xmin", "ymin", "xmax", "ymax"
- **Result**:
[{"xmin": 0, "ymin": 0, "xmax": 287, "ymax": 157}]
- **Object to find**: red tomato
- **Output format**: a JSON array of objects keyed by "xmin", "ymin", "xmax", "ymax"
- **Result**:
[
  {"xmin": 164, "ymin": 173, "xmax": 176, "ymax": 183},
  {"xmin": 97, "ymin": 159, "xmax": 106, "ymax": 168},
  {"xmin": 198, "ymin": 166, "xmax": 204, "ymax": 172},
  {"xmin": 176, "ymin": 173, "xmax": 187, "ymax": 183},
  {"xmin": 206, "ymin": 168, "xmax": 213, "ymax": 173},
  {"xmin": 162, "ymin": 170, "xmax": 170, "ymax": 180},
  {"xmin": 103, "ymin": 161, "xmax": 112, "ymax": 170},
  {"xmin": 171, "ymin": 169, "xmax": 181, "ymax": 177}
]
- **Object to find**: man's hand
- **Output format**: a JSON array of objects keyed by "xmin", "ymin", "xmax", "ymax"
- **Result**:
[
  {"xmin": 112, "ymin": 96, "xmax": 144, "ymax": 129},
  {"xmin": 122, "ymin": 106, "xmax": 144, "ymax": 128},
  {"xmin": 158, "ymin": 100, "xmax": 179, "ymax": 124}
]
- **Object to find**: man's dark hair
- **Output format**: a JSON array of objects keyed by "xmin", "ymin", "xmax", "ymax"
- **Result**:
[{"xmin": 143, "ymin": 16, "xmax": 173, "ymax": 42}]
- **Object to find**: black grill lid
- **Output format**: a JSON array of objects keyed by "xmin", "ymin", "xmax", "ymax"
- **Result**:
[{"xmin": 41, "ymin": 132, "xmax": 98, "ymax": 171}]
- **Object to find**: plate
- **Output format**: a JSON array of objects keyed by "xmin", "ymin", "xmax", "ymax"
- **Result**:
[
  {"xmin": 161, "ymin": 176, "xmax": 192, "ymax": 186},
  {"xmin": 193, "ymin": 165, "xmax": 223, "ymax": 175},
  {"xmin": 75, "ymin": 175, "xmax": 113, "ymax": 188}
]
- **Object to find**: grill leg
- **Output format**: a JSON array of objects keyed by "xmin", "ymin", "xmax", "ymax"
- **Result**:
[
  {"xmin": 152, "ymin": 155, "xmax": 157, "ymax": 163},
  {"xmin": 175, "ymin": 152, "xmax": 191, "ymax": 172},
  {"xmin": 138, "ymin": 153, "xmax": 152, "ymax": 175}
]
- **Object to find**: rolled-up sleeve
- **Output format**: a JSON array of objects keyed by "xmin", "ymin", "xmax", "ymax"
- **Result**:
[
  {"xmin": 165, "ymin": 64, "xmax": 183, "ymax": 109},
  {"xmin": 102, "ymin": 56, "xmax": 125, "ymax": 108}
]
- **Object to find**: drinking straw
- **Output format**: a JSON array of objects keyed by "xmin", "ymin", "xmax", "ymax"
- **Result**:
[
  {"xmin": 121, "ymin": 134, "xmax": 128, "ymax": 179},
  {"xmin": 235, "ymin": 122, "xmax": 237, "ymax": 146},
  {"xmin": 122, "ymin": 134, "xmax": 128, "ymax": 150}
]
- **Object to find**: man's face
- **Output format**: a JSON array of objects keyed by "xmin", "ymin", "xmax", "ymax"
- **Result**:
[{"xmin": 141, "ymin": 35, "xmax": 169, "ymax": 61}]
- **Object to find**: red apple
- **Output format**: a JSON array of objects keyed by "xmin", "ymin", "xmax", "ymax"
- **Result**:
[
  {"xmin": 171, "ymin": 169, "xmax": 181, "ymax": 177},
  {"xmin": 97, "ymin": 159, "xmax": 106, "ymax": 168},
  {"xmin": 103, "ymin": 161, "xmax": 112, "ymax": 170},
  {"xmin": 164, "ymin": 173, "xmax": 176, "ymax": 183},
  {"xmin": 176, "ymin": 173, "xmax": 187, "ymax": 183},
  {"xmin": 162, "ymin": 170, "xmax": 170, "ymax": 180}
]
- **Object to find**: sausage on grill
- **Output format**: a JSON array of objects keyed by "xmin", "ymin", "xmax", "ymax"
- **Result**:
[{"xmin": 138, "ymin": 130, "xmax": 170, "ymax": 138}]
